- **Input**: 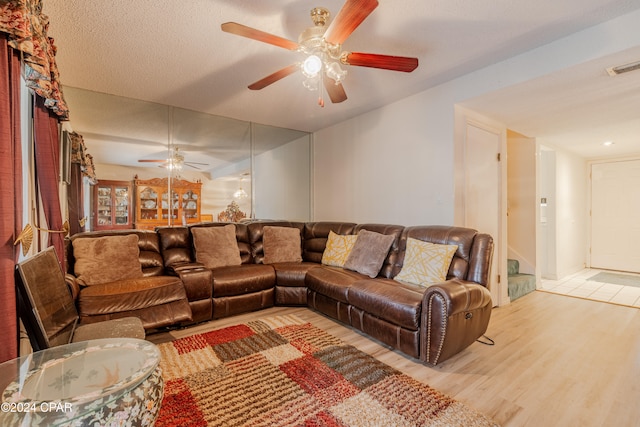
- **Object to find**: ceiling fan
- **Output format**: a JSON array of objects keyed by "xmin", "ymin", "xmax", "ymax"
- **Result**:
[
  {"xmin": 221, "ymin": 0, "xmax": 418, "ymax": 106},
  {"xmin": 137, "ymin": 146, "xmax": 208, "ymax": 170}
]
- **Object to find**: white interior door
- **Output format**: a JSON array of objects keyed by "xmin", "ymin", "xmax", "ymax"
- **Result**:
[
  {"xmin": 464, "ymin": 122, "xmax": 502, "ymax": 305},
  {"xmin": 591, "ymin": 159, "xmax": 640, "ymax": 273}
]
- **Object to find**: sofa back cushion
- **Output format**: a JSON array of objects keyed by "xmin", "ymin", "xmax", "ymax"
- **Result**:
[
  {"xmin": 72, "ymin": 234, "xmax": 143, "ymax": 286},
  {"xmin": 157, "ymin": 226, "xmax": 192, "ymax": 267},
  {"xmin": 303, "ymin": 222, "xmax": 357, "ymax": 263},
  {"xmin": 396, "ymin": 226, "xmax": 479, "ymax": 282},
  {"xmin": 192, "ymin": 224, "xmax": 242, "ymax": 268}
]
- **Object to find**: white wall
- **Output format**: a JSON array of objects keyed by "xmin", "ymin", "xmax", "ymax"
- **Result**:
[
  {"xmin": 554, "ymin": 149, "xmax": 588, "ymax": 278},
  {"xmin": 507, "ymin": 131, "xmax": 537, "ymax": 274},
  {"xmin": 254, "ymin": 135, "xmax": 311, "ymax": 221},
  {"xmin": 535, "ymin": 142, "xmax": 588, "ymax": 279},
  {"xmin": 314, "ymin": 87, "xmax": 455, "ymax": 225},
  {"xmin": 313, "ymin": 8, "xmax": 640, "ymax": 226},
  {"xmin": 538, "ymin": 147, "xmax": 557, "ymax": 279}
]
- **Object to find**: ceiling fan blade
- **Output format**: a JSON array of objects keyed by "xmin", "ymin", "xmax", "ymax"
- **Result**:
[
  {"xmin": 221, "ymin": 22, "xmax": 300, "ymax": 51},
  {"xmin": 184, "ymin": 161, "xmax": 209, "ymax": 166},
  {"xmin": 185, "ymin": 163, "xmax": 202, "ymax": 170},
  {"xmin": 342, "ymin": 52, "xmax": 418, "ymax": 72},
  {"xmin": 138, "ymin": 159, "xmax": 167, "ymax": 163},
  {"xmin": 248, "ymin": 64, "xmax": 299, "ymax": 90},
  {"xmin": 323, "ymin": 74, "xmax": 347, "ymax": 103},
  {"xmin": 323, "ymin": 0, "xmax": 379, "ymax": 45}
]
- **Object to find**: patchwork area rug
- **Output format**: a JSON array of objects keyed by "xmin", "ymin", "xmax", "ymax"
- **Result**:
[{"xmin": 155, "ymin": 315, "xmax": 498, "ymax": 427}]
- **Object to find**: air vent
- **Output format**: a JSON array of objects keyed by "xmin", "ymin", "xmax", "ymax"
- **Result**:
[{"xmin": 606, "ymin": 60, "xmax": 640, "ymax": 76}]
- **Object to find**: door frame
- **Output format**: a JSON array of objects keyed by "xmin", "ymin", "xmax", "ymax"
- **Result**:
[{"xmin": 454, "ymin": 106, "xmax": 509, "ymax": 306}]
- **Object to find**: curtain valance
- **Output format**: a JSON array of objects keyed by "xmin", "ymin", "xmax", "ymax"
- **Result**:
[
  {"xmin": 69, "ymin": 131, "xmax": 97, "ymax": 184},
  {"xmin": 0, "ymin": 0, "xmax": 68, "ymax": 118}
]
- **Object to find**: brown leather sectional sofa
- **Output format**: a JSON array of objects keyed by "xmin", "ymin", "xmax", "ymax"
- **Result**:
[{"xmin": 65, "ymin": 221, "xmax": 494, "ymax": 365}]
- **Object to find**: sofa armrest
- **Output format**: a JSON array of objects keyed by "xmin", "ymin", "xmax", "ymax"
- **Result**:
[
  {"xmin": 420, "ymin": 279, "xmax": 493, "ymax": 365},
  {"xmin": 165, "ymin": 262, "xmax": 205, "ymax": 276},
  {"xmin": 65, "ymin": 273, "xmax": 81, "ymax": 300},
  {"xmin": 423, "ymin": 279, "xmax": 492, "ymax": 317},
  {"xmin": 169, "ymin": 264, "xmax": 212, "ymax": 303}
]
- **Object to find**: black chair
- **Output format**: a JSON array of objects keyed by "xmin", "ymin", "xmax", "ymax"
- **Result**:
[{"xmin": 15, "ymin": 247, "xmax": 145, "ymax": 351}]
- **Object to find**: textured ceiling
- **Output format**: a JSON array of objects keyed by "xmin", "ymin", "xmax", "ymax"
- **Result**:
[{"xmin": 44, "ymin": 0, "xmax": 640, "ymax": 164}]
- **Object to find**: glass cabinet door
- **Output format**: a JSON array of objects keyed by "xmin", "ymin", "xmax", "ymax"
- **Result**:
[
  {"xmin": 161, "ymin": 190, "xmax": 179, "ymax": 221},
  {"xmin": 182, "ymin": 190, "xmax": 199, "ymax": 221},
  {"xmin": 114, "ymin": 186, "xmax": 130, "ymax": 225},
  {"xmin": 139, "ymin": 187, "xmax": 159, "ymax": 220},
  {"xmin": 94, "ymin": 180, "xmax": 132, "ymax": 230},
  {"xmin": 96, "ymin": 186, "xmax": 112, "ymax": 226}
]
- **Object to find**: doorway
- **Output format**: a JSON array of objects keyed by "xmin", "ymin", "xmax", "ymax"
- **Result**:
[{"xmin": 590, "ymin": 159, "xmax": 640, "ymax": 273}]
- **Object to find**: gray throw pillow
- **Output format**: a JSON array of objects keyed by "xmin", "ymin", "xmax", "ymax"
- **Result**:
[{"xmin": 343, "ymin": 229, "xmax": 395, "ymax": 278}]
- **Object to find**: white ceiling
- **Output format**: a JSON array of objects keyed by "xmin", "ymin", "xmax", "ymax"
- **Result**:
[{"xmin": 44, "ymin": 0, "xmax": 640, "ymax": 163}]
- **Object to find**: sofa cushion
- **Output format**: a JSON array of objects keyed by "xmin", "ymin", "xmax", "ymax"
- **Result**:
[
  {"xmin": 77, "ymin": 275, "xmax": 187, "ymax": 315},
  {"xmin": 272, "ymin": 262, "xmax": 319, "ymax": 287},
  {"xmin": 321, "ymin": 230, "xmax": 357, "ymax": 267},
  {"xmin": 192, "ymin": 224, "xmax": 242, "ymax": 269},
  {"xmin": 211, "ymin": 264, "xmax": 276, "ymax": 297},
  {"xmin": 348, "ymin": 279, "xmax": 424, "ymax": 330},
  {"xmin": 395, "ymin": 238, "xmax": 458, "ymax": 286},
  {"xmin": 344, "ymin": 230, "xmax": 395, "ymax": 278},
  {"xmin": 305, "ymin": 266, "xmax": 369, "ymax": 303},
  {"xmin": 262, "ymin": 226, "xmax": 302, "ymax": 264},
  {"xmin": 72, "ymin": 234, "xmax": 143, "ymax": 286}
]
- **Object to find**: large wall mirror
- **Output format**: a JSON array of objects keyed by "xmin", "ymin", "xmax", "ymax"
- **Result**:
[{"xmin": 63, "ymin": 87, "xmax": 312, "ymax": 228}]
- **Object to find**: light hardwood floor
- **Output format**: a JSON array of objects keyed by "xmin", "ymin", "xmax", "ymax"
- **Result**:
[{"xmin": 148, "ymin": 291, "xmax": 640, "ymax": 427}]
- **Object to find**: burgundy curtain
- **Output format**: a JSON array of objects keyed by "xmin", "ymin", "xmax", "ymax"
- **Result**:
[
  {"xmin": 67, "ymin": 163, "xmax": 84, "ymax": 236},
  {"xmin": 0, "ymin": 34, "xmax": 22, "ymax": 363},
  {"xmin": 33, "ymin": 96, "xmax": 65, "ymax": 265}
]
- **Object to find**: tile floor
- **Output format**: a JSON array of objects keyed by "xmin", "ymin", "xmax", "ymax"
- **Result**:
[{"xmin": 539, "ymin": 268, "xmax": 640, "ymax": 308}]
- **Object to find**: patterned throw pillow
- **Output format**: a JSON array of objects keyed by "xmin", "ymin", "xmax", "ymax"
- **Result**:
[
  {"xmin": 394, "ymin": 238, "xmax": 458, "ymax": 287},
  {"xmin": 321, "ymin": 230, "xmax": 358, "ymax": 267}
]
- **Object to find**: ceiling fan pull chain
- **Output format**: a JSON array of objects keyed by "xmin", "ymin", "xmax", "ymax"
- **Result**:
[{"xmin": 318, "ymin": 70, "xmax": 325, "ymax": 107}]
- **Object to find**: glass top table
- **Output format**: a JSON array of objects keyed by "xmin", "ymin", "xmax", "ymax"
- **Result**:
[{"xmin": 0, "ymin": 338, "xmax": 163, "ymax": 426}]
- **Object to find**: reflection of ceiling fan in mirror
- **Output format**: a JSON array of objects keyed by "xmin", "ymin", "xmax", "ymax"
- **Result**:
[
  {"xmin": 137, "ymin": 147, "xmax": 208, "ymax": 170},
  {"xmin": 221, "ymin": 0, "xmax": 418, "ymax": 107}
]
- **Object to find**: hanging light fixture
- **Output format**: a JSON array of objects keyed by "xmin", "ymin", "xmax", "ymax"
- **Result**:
[
  {"xmin": 234, "ymin": 173, "xmax": 249, "ymax": 199},
  {"xmin": 233, "ymin": 187, "xmax": 248, "ymax": 199}
]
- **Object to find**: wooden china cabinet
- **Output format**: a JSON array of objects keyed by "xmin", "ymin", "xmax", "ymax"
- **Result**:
[
  {"xmin": 134, "ymin": 177, "xmax": 202, "ymax": 230},
  {"xmin": 93, "ymin": 180, "xmax": 133, "ymax": 230}
]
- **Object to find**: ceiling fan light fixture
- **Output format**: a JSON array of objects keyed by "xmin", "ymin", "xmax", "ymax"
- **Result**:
[
  {"xmin": 302, "ymin": 54, "xmax": 323, "ymax": 77},
  {"xmin": 166, "ymin": 158, "xmax": 183, "ymax": 171},
  {"xmin": 222, "ymin": 0, "xmax": 417, "ymax": 106},
  {"xmin": 326, "ymin": 61, "xmax": 347, "ymax": 83},
  {"xmin": 169, "ymin": 147, "xmax": 185, "ymax": 170},
  {"xmin": 303, "ymin": 76, "xmax": 320, "ymax": 91}
]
